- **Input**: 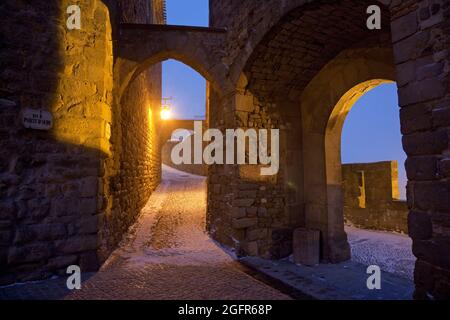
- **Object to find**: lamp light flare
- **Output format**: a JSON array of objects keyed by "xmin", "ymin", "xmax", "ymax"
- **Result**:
[{"xmin": 161, "ymin": 107, "xmax": 171, "ymax": 120}]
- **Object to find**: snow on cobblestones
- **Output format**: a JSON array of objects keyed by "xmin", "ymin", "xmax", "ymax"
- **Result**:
[
  {"xmin": 65, "ymin": 165, "xmax": 290, "ymax": 300},
  {"xmin": 346, "ymin": 226, "xmax": 416, "ymax": 280}
]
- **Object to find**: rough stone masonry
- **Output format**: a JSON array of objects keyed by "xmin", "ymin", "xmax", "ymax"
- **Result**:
[{"xmin": 0, "ymin": 0, "xmax": 449, "ymax": 300}]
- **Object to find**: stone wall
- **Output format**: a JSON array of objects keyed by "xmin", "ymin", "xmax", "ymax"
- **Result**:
[
  {"xmin": 391, "ymin": 0, "xmax": 450, "ymax": 299},
  {"xmin": 0, "ymin": 0, "xmax": 113, "ymax": 284},
  {"xmin": 99, "ymin": 0, "xmax": 164, "ymax": 260},
  {"xmin": 343, "ymin": 161, "xmax": 408, "ymax": 233},
  {"xmin": 208, "ymin": 0, "xmax": 450, "ymax": 298},
  {"xmin": 208, "ymin": 0, "xmax": 393, "ymax": 262},
  {"xmin": 0, "ymin": 0, "xmax": 165, "ymax": 284}
]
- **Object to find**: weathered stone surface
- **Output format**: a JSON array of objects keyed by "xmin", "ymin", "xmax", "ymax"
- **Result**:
[
  {"xmin": 412, "ymin": 181, "xmax": 450, "ymax": 212},
  {"xmin": 400, "ymin": 101, "xmax": 433, "ymax": 134},
  {"xmin": 8, "ymin": 244, "xmax": 51, "ymax": 264},
  {"xmin": 413, "ymin": 259, "xmax": 450, "ymax": 300},
  {"xmin": 398, "ymin": 78, "xmax": 446, "ymax": 106},
  {"xmin": 13, "ymin": 224, "xmax": 66, "ymax": 244},
  {"xmin": 412, "ymin": 238, "xmax": 450, "ymax": 270},
  {"xmin": 439, "ymin": 158, "xmax": 450, "ymax": 178},
  {"xmin": 247, "ymin": 228, "xmax": 268, "ymax": 241},
  {"xmin": 244, "ymin": 241, "xmax": 259, "ymax": 256},
  {"xmin": 55, "ymin": 235, "xmax": 99, "ymax": 254},
  {"xmin": 433, "ymin": 106, "xmax": 450, "ymax": 128},
  {"xmin": 231, "ymin": 207, "xmax": 246, "ymax": 219},
  {"xmin": 232, "ymin": 199, "xmax": 255, "ymax": 207},
  {"xmin": 293, "ymin": 228, "xmax": 320, "ymax": 266},
  {"xmin": 46, "ymin": 255, "xmax": 78, "ymax": 270},
  {"xmin": 408, "ymin": 211, "xmax": 432, "ymax": 240},
  {"xmin": 343, "ymin": 162, "xmax": 408, "ymax": 233},
  {"xmin": 391, "ymin": 11, "xmax": 418, "ymax": 42},
  {"xmin": 270, "ymin": 229, "xmax": 293, "ymax": 260},
  {"xmin": 402, "ymin": 130, "xmax": 448, "ymax": 156},
  {"xmin": 232, "ymin": 218, "xmax": 258, "ymax": 229},
  {"xmin": 73, "ymin": 215, "xmax": 101, "ymax": 235},
  {"xmin": 405, "ymin": 156, "xmax": 438, "ymax": 181}
]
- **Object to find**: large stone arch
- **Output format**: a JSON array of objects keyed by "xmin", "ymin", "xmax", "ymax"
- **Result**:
[
  {"xmin": 227, "ymin": 0, "xmax": 393, "ymax": 86},
  {"xmin": 300, "ymin": 47, "xmax": 396, "ymax": 262},
  {"xmin": 210, "ymin": 0, "xmax": 450, "ymax": 299},
  {"xmin": 219, "ymin": 0, "xmax": 395, "ymax": 263}
]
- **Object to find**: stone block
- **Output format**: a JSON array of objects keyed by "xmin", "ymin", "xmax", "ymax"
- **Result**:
[
  {"xmin": 399, "ymin": 102, "xmax": 432, "ymax": 134},
  {"xmin": 8, "ymin": 243, "xmax": 51, "ymax": 264},
  {"xmin": 402, "ymin": 130, "xmax": 448, "ymax": 156},
  {"xmin": 270, "ymin": 228, "xmax": 293, "ymax": 259},
  {"xmin": 232, "ymin": 198, "xmax": 255, "ymax": 207},
  {"xmin": 408, "ymin": 211, "xmax": 432, "ymax": 240},
  {"xmin": 246, "ymin": 207, "xmax": 258, "ymax": 217},
  {"xmin": 55, "ymin": 235, "xmax": 98, "ymax": 254},
  {"xmin": 75, "ymin": 215, "xmax": 100, "ymax": 235},
  {"xmin": 247, "ymin": 228, "xmax": 267, "ymax": 241},
  {"xmin": 398, "ymin": 78, "xmax": 446, "ymax": 107},
  {"xmin": 433, "ymin": 106, "xmax": 450, "ymax": 128},
  {"xmin": 231, "ymin": 207, "xmax": 246, "ymax": 219},
  {"xmin": 293, "ymin": 228, "xmax": 320, "ymax": 266},
  {"xmin": 244, "ymin": 241, "xmax": 258, "ymax": 256},
  {"xmin": 257, "ymin": 207, "xmax": 268, "ymax": 217},
  {"xmin": 80, "ymin": 198, "xmax": 97, "ymax": 215},
  {"xmin": 412, "ymin": 238, "xmax": 450, "ymax": 269},
  {"xmin": 232, "ymin": 217, "xmax": 258, "ymax": 229},
  {"xmin": 439, "ymin": 158, "xmax": 450, "ymax": 178},
  {"xmin": 412, "ymin": 181, "xmax": 450, "ymax": 212},
  {"xmin": 47, "ymin": 255, "xmax": 78, "ymax": 270},
  {"xmin": 79, "ymin": 176, "xmax": 98, "ymax": 198},
  {"xmin": 14, "ymin": 224, "xmax": 66, "ymax": 244},
  {"xmin": 405, "ymin": 156, "xmax": 438, "ymax": 181},
  {"xmin": 393, "ymin": 30, "xmax": 430, "ymax": 64},
  {"xmin": 391, "ymin": 11, "xmax": 418, "ymax": 42}
]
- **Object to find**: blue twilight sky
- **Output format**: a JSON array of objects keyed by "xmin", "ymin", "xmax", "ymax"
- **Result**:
[
  {"xmin": 162, "ymin": 0, "xmax": 407, "ymax": 199},
  {"xmin": 162, "ymin": 0, "xmax": 208, "ymax": 120},
  {"xmin": 342, "ymin": 84, "xmax": 407, "ymax": 199}
]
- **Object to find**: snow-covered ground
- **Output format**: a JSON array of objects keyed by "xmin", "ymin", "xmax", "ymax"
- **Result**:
[
  {"xmin": 104, "ymin": 164, "xmax": 235, "ymax": 268},
  {"xmin": 346, "ymin": 226, "xmax": 416, "ymax": 280}
]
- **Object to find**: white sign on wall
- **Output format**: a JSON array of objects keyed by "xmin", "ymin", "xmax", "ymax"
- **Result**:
[{"xmin": 22, "ymin": 108, "xmax": 53, "ymax": 131}]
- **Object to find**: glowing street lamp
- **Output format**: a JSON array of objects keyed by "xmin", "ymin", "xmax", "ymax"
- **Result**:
[
  {"xmin": 161, "ymin": 106, "xmax": 171, "ymax": 120},
  {"xmin": 161, "ymin": 97, "xmax": 172, "ymax": 120}
]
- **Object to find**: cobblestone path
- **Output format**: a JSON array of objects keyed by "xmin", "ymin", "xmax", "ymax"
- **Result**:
[
  {"xmin": 346, "ymin": 225, "xmax": 416, "ymax": 281},
  {"xmin": 25, "ymin": 166, "xmax": 289, "ymax": 300}
]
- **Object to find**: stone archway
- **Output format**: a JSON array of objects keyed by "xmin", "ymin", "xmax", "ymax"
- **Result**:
[
  {"xmin": 225, "ymin": 0, "xmax": 393, "ymax": 85},
  {"xmin": 216, "ymin": 0, "xmax": 396, "ymax": 263},
  {"xmin": 300, "ymin": 47, "xmax": 395, "ymax": 262},
  {"xmin": 115, "ymin": 23, "xmax": 233, "ymax": 101},
  {"xmin": 103, "ymin": 25, "xmax": 228, "ymax": 258},
  {"xmin": 210, "ymin": 0, "xmax": 450, "ymax": 298}
]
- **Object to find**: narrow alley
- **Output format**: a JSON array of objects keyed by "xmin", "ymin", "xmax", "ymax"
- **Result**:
[{"xmin": 61, "ymin": 166, "xmax": 290, "ymax": 300}]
